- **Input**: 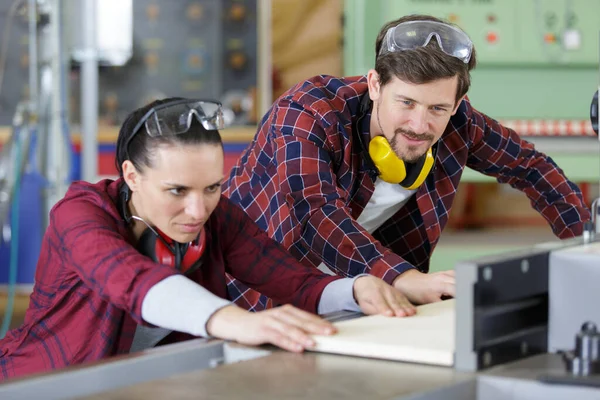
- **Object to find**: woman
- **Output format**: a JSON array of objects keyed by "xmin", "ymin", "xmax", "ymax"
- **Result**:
[{"xmin": 0, "ymin": 98, "xmax": 415, "ymax": 380}]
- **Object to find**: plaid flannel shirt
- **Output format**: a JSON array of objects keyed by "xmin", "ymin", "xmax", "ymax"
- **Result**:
[
  {"xmin": 0, "ymin": 179, "xmax": 338, "ymax": 380},
  {"xmin": 223, "ymin": 74, "xmax": 590, "ymax": 311}
]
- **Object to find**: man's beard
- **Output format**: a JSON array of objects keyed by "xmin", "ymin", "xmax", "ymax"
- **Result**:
[
  {"xmin": 389, "ymin": 129, "xmax": 434, "ymax": 163},
  {"xmin": 376, "ymin": 104, "xmax": 434, "ymax": 163}
]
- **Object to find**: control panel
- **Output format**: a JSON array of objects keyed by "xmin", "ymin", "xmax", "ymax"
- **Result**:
[{"xmin": 389, "ymin": 0, "xmax": 600, "ymax": 66}]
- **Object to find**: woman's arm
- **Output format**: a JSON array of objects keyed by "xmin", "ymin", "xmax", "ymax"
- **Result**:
[{"xmin": 51, "ymin": 198, "xmax": 177, "ymax": 323}]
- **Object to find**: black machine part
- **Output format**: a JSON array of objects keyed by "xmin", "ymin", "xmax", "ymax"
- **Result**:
[
  {"xmin": 562, "ymin": 321, "xmax": 600, "ymax": 376},
  {"xmin": 592, "ymin": 90, "xmax": 598, "ymax": 135}
]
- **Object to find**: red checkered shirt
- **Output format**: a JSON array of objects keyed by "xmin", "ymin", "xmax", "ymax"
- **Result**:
[
  {"xmin": 0, "ymin": 179, "xmax": 339, "ymax": 380},
  {"xmin": 223, "ymin": 74, "xmax": 590, "ymax": 310}
]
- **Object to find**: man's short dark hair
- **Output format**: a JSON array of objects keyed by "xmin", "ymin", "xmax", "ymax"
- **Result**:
[{"xmin": 374, "ymin": 14, "xmax": 477, "ymax": 104}]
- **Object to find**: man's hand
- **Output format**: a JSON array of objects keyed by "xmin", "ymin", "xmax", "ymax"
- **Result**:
[
  {"xmin": 353, "ymin": 275, "xmax": 416, "ymax": 317},
  {"xmin": 206, "ymin": 304, "xmax": 336, "ymax": 353},
  {"xmin": 392, "ymin": 269, "xmax": 455, "ymax": 305}
]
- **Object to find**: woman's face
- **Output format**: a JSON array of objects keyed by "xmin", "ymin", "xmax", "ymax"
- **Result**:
[{"xmin": 124, "ymin": 142, "xmax": 224, "ymax": 243}]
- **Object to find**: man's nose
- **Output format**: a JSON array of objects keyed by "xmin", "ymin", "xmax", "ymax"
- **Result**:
[{"xmin": 407, "ymin": 108, "xmax": 429, "ymax": 135}]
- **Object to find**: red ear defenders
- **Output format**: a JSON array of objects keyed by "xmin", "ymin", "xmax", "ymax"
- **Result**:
[{"xmin": 136, "ymin": 226, "xmax": 206, "ymax": 274}]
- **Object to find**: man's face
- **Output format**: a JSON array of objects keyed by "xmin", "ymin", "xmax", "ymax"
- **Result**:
[
  {"xmin": 368, "ymin": 72, "xmax": 462, "ymax": 163},
  {"xmin": 125, "ymin": 143, "xmax": 224, "ymax": 243}
]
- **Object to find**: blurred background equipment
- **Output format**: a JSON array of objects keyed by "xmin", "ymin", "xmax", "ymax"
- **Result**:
[
  {"xmin": 69, "ymin": 0, "xmax": 133, "ymax": 67},
  {"xmin": 0, "ymin": 0, "xmax": 74, "ymax": 337},
  {"xmin": 64, "ymin": 0, "xmax": 259, "ymax": 129}
]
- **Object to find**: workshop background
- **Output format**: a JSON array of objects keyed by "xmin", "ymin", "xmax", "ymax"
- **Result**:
[{"xmin": 0, "ymin": 0, "xmax": 599, "ymax": 332}]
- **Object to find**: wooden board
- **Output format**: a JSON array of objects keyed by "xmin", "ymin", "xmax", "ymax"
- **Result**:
[
  {"xmin": 560, "ymin": 241, "xmax": 600, "ymax": 255},
  {"xmin": 311, "ymin": 299, "xmax": 455, "ymax": 367}
]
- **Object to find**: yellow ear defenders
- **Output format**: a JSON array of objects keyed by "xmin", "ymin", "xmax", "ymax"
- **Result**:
[
  {"xmin": 354, "ymin": 93, "xmax": 436, "ymax": 189},
  {"xmin": 369, "ymin": 136, "xmax": 434, "ymax": 189}
]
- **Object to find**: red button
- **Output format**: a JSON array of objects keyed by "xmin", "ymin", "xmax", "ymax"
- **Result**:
[
  {"xmin": 486, "ymin": 31, "xmax": 498, "ymax": 43},
  {"xmin": 544, "ymin": 33, "xmax": 556, "ymax": 43}
]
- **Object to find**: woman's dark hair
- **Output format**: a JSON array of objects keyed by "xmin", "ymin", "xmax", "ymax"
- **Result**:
[{"xmin": 115, "ymin": 97, "xmax": 223, "ymax": 177}]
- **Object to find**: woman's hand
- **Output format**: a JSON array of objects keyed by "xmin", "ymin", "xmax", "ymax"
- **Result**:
[
  {"xmin": 353, "ymin": 275, "xmax": 416, "ymax": 317},
  {"xmin": 206, "ymin": 304, "xmax": 337, "ymax": 352}
]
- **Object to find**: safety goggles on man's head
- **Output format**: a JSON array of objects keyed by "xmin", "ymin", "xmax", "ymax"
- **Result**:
[{"xmin": 378, "ymin": 20, "xmax": 473, "ymax": 63}]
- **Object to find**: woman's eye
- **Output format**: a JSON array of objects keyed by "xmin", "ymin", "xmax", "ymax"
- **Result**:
[
  {"xmin": 169, "ymin": 188, "xmax": 184, "ymax": 196},
  {"xmin": 206, "ymin": 185, "xmax": 220, "ymax": 193}
]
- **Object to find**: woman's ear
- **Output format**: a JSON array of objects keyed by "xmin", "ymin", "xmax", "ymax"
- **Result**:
[{"xmin": 122, "ymin": 160, "xmax": 141, "ymax": 192}]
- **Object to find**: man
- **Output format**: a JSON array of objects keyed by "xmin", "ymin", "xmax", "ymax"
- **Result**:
[{"xmin": 222, "ymin": 14, "xmax": 590, "ymax": 309}]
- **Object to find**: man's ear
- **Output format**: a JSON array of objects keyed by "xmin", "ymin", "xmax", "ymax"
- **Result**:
[
  {"xmin": 452, "ymin": 95, "xmax": 466, "ymax": 115},
  {"xmin": 122, "ymin": 160, "xmax": 141, "ymax": 192},
  {"xmin": 367, "ymin": 69, "xmax": 382, "ymax": 102}
]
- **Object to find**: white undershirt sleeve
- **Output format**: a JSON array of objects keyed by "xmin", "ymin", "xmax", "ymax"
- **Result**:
[{"xmin": 141, "ymin": 275, "xmax": 232, "ymax": 338}]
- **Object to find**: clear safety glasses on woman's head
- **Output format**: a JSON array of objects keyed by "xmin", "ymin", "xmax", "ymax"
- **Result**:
[
  {"xmin": 132, "ymin": 99, "xmax": 225, "ymax": 139},
  {"xmin": 378, "ymin": 20, "xmax": 473, "ymax": 63}
]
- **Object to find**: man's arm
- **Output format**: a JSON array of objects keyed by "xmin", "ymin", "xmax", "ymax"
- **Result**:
[
  {"xmin": 219, "ymin": 197, "xmax": 417, "ymax": 315},
  {"xmin": 268, "ymin": 99, "xmax": 415, "ymax": 285},
  {"xmin": 465, "ymin": 102, "xmax": 591, "ymax": 238},
  {"xmin": 218, "ymin": 196, "xmax": 342, "ymax": 313}
]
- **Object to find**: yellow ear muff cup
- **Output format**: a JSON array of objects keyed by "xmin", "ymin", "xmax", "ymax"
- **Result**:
[
  {"xmin": 402, "ymin": 147, "xmax": 434, "ymax": 190},
  {"xmin": 368, "ymin": 136, "xmax": 407, "ymax": 184}
]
